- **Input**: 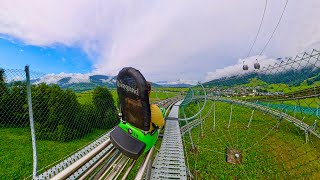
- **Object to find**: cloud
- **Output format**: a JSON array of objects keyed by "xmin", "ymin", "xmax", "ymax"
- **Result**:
[
  {"xmin": 1, "ymin": 0, "xmax": 320, "ymax": 81},
  {"xmin": 35, "ymin": 72, "xmax": 91, "ymax": 84},
  {"xmin": 205, "ymin": 55, "xmax": 279, "ymax": 81},
  {"xmin": 205, "ymin": 49, "xmax": 320, "ymax": 82}
]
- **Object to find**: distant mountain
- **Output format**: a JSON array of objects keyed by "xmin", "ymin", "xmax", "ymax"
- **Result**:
[
  {"xmin": 156, "ymin": 79, "xmax": 196, "ymax": 87},
  {"xmin": 32, "ymin": 74, "xmax": 166, "ymax": 91}
]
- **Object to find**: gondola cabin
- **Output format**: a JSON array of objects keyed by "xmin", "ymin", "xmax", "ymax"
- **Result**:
[
  {"xmin": 254, "ymin": 62, "xmax": 260, "ymax": 69},
  {"xmin": 110, "ymin": 67, "xmax": 159, "ymax": 160},
  {"xmin": 243, "ymin": 64, "xmax": 249, "ymax": 70}
]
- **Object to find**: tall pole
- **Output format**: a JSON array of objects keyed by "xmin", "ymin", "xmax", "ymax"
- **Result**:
[
  {"xmin": 228, "ymin": 104, "xmax": 233, "ymax": 129},
  {"xmin": 183, "ymin": 108, "xmax": 195, "ymax": 149},
  {"xmin": 197, "ymin": 100, "xmax": 204, "ymax": 137},
  {"xmin": 25, "ymin": 66, "xmax": 38, "ymax": 179},
  {"xmin": 212, "ymin": 101, "xmax": 216, "ymax": 131}
]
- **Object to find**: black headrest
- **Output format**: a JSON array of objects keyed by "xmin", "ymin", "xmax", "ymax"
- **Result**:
[{"xmin": 116, "ymin": 67, "xmax": 151, "ymax": 131}]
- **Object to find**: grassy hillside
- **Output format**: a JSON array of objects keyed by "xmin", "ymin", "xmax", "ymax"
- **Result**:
[
  {"xmin": 204, "ymin": 66, "xmax": 320, "ymax": 89},
  {"xmin": 181, "ymin": 101, "xmax": 320, "ymax": 179}
]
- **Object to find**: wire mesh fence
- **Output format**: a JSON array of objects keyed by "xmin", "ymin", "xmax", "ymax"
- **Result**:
[
  {"xmin": 2, "ymin": 49, "xmax": 320, "ymax": 178},
  {"xmin": 180, "ymin": 49, "xmax": 320, "ymax": 179},
  {"xmin": 0, "ymin": 67, "xmax": 119, "ymax": 178},
  {"xmin": 0, "ymin": 67, "xmax": 181, "ymax": 178}
]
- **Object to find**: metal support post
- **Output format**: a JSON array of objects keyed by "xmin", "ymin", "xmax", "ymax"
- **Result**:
[
  {"xmin": 312, "ymin": 120, "xmax": 317, "ymax": 129},
  {"xmin": 228, "ymin": 104, "xmax": 233, "ymax": 129},
  {"xmin": 305, "ymin": 130, "xmax": 309, "ymax": 143},
  {"xmin": 301, "ymin": 116, "xmax": 305, "ymax": 125},
  {"xmin": 183, "ymin": 108, "xmax": 195, "ymax": 149},
  {"xmin": 197, "ymin": 100, "xmax": 203, "ymax": 137},
  {"xmin": 212, "ymin": 101, "xmax": 216, "ymax": 131},
  {"xmin": 276, "ymin": 118, "xmax": 283, "ymax": 129},
  {"xmin": 247, "ymin": 110, "xmax": 255, "ymax": 128},
  {"xmin": 25, "ymin": 66, "xmax": 38, "ymax": 179}
]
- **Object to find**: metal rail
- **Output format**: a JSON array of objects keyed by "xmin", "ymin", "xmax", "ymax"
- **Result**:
[
  {"xmin": 36, "ymin": 97, "xmax": 181, "ymax": 180},
  {"xmin": 151, "ymin": 101, "xmax": 187, "ymax": 179},
  {"xmin": 51, "ymin": 140, "xmax": 112, "ymax": 180},
  {"xmin": 179, "ymin": 83, "xmax": 207, "ymax": 121},
  {"xmin": 180, "ymin": 101, "xmax": 213, "ymax": 135},
  {"xmin": 134, "ymin": 97, "xmax": 182, "ymax": 180}
]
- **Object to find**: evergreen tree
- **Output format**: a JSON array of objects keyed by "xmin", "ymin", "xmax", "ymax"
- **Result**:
[{"xmin": 93, "ymin": 87, "xmax": 117, "ymax": 129}]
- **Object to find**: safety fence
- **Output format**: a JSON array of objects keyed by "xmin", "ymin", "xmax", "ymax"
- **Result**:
[
  {"xmin": 180, "ymin": 49, "xmax": 320, "ymax": 179},
  {"xmin": 0, "ymin": 67, "xmax": 179, "ymax": 179}
]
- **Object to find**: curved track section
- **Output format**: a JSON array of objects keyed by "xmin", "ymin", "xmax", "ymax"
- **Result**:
[
  {"xmin": 180, "ymin": 96, "xmax": 319, "ymax": 141},
  {"xmin": 212, "ymin": 97, "xmax": 320, "ymax": 139}
]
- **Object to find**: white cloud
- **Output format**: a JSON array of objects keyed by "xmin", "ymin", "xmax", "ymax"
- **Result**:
[
  {"xmin": 205, "ymin": 55, "xmax": 279, "ymax": 81},
  {"xmin": 0, "ymin": 0, "xmax": 320, "ymax": 81},
  {"xmin": 156, "ymin": 79, "xmax": 197, "ymax": 86},
  {"xmin": 205, "ymin": 49, "xmax": 320, "ymax": 82},
  {"xmin": 35, "ymin": 72, "xmax": 91, "ymax": 84}
]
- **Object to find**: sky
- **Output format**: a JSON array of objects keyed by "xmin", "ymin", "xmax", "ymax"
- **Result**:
[{"xmin": 0, "ymin": 0, "xmax": 319, "ymax": 83}]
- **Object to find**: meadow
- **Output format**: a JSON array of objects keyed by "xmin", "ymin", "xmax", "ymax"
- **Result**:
[
  {"xmin": 0, "ymin": 128, "xmax": 107, "ymax": 179},
  {"xmin": 181, "ymin": 100, "xmax": 320, "ymax": 179}
]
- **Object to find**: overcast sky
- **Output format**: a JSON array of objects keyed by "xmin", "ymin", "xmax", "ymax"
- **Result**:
[{"xmin": 0, "ymin": 0, "xmax": 319, "ymax": 82}]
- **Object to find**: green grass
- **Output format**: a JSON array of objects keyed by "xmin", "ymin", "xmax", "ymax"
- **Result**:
[
  {"xmin": 182, "ymin": 101, "xmax": 320, "ymax": 179},
  {"xmin": 269, "ymin": 97, "xmax": 319, "ymax": 108},
  {"xmin": 0, "ymin": 128, "xmax": 107, "ymax": 179},
  {"xmin": 76, "ymin": 89, "xmax": 118, "ymax": 105},
  {"xmin": 149, "ymin": 91, "xmax": 178, "ymax": 102},
  {"xmin": 76, "ymin": 88, "xmax": 179, "ymax": 105}
]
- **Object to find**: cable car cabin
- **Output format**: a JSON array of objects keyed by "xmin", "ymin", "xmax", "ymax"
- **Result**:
[
  {"xmin": 254, "ymin": 62, "xmax": 260, "ymax": 69},
  {"xmin": 110, "ymin": 67, "xmax": 159, "ymax": 160},
  {"xmin": 243, "ymin": 64, "xmax": 249, "ymax": 70}
]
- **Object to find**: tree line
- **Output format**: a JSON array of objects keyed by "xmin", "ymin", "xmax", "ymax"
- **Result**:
[{"xmin": 0, "ymin": 69, "xmax": 118, "ymax": 141}]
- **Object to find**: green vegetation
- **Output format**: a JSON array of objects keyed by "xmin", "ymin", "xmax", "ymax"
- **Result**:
[
  {"xmin": 0, "ymin": 128, "xmax": 107, "ymax": 179},
  {"xmin": 149, "ymin": 90, "xmax": 178, "ymax": 102},
  {"xmin": 205, "ymin": 66, "xmax": 320, "ymax": 88},
  {"xmin": 181, "ymin": 101, "xmax": 320, "ymax": 179},
  {"xmin": 76, "ymin": 89, "xmax": 118, "ymax": 106},
  {"xmin": 245, "ymin": 78, "xmax": 267, "ymax": 87},
  {"xmin": 31, "ymin": 84, "xmax": 118, "ymax": 142},
  {"xmin": 0, "ymin": 81, "xmax": 28, "ymax": 127},
  {"xmin": 0, "ymin": 81, "xmax": 119, "ymax": 178}
]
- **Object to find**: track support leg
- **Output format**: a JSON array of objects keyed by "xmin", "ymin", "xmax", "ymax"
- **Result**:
[
  {"xmin": 227, "ymin": 104, "xmax": 233, "ymax": 129},
  {"xmin": 247, "ymin": 110, "xmax": 255, "ymax": 128}
]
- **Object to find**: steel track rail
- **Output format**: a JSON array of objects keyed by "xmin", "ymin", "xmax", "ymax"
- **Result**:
[{"xmin": 38, "ymin": 97, "xmax": 180, "ymax": 179}]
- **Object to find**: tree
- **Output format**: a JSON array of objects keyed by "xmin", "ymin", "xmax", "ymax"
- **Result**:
[
  {"xmin": 0, "ymin": 79, "xmax": 28, "ymax": 127},
  {"xmin": 93, "ymin": 87, "xmax": 118, "ymax": 129},
  {"xmin": 0, "ymin": 68, "xmax": 7, "ymax": 96},
  {"xmin": 34, "ymin": 84, "xmax": 83, "ymax": 141}
]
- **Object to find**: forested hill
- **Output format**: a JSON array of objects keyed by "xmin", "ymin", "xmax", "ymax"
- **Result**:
[{"xmin": 204, "ymin": 66, "xmax": 320, "ymax": 87}]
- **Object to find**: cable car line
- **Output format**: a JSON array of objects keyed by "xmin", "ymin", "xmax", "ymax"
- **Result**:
[
  {"xmin": 246, "ymin": 0, "xmax": 268, "ymax": 58},
  {"xmin": 259, "ymin": 0, "xmax": 289, "ymax": 56}
]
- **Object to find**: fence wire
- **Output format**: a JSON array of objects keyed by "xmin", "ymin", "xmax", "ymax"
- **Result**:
[
  {"xmin": 0, "ymin": 68, "xmax": 119, "ymax": 178},
  {"xmin": 0, "ymin": 67, "xmax": 180, "ymax": 179},
  {"xmin": 181, "ymin": 49, "xmax": 320, "ymax": 179}
]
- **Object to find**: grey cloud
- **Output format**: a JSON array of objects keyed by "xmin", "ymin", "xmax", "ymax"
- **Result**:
[{"xmin": 0, "ymin": 0, "xmax": 319, "ymax": 82}]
